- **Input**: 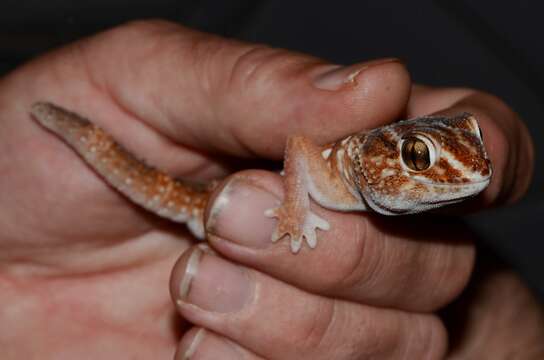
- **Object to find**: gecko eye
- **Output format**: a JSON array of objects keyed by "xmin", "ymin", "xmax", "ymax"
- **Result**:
[{"xmin": 401, "ymin": 136, "xmax": 432, "ymax": 171}]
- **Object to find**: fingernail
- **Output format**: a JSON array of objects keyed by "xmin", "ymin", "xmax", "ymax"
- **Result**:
[
  {"xmin": 177, "ymin": 328, "xmax": 244, "ymax": 360},
  {"xmin": 207, "ymin": 177, "xmax": 278, "ymax": 249},
  {"xmin": 313, "ymin": 58, "xmax": 401, "ymax": 91},
  {"xmin": 177, "ymin": 328, "xmax": 206, "ymax": 360},
  {"xmin": 177, "ymin": 247, "xmax": 252, "ymax": 313}
]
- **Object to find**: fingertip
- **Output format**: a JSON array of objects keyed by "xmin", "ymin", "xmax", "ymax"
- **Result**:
[
  {"xmin": 170, "ymin": 246, "xmax": 203, "ymax": 306},
  {"xmin": 205, "ymin": 171, "xmax": 283, "ymax": 251},
  {"xmin": 310, "ymin": 58, "xmax": 411, "ymax": 125},
  {"xmin": 229, "ymin": 57, "xmax": 412, "ymax": 157},
  {"xmin": 347, "ymin": 58, "xmax": 412, "ymax": 126}
]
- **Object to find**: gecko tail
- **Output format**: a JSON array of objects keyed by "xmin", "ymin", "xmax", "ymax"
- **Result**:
[
  {"xmin": 30, "ymin": 101, "xmax": 209, "ymax": 239},
  {"xmin": 32, "ymin": 102, "xmax": 91, "ymax": 136}
]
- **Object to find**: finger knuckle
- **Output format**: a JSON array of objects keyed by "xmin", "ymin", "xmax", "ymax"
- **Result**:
[
  {"xmin": 404, "ymin": 315, "xmax": 448, "ymax": 360},
  {"xmin": 228, "ymin": 45, "xmax": 282, "ymax": 89},
  {"xmin": 228, "ymin": 45, "xmax": 313, "ymax": 92},
  {"xmin": 205, "ymin": 43, "xmax": 320, "ymax": 133},
  {"xmin": 294, "ymin": 298, "xmax": 336, "ymax": 351},
  {"xmin": 316, "ymin": 220, "xmax": 386, "ymax": 295},
  {"xmin": 424, "ymin": 243, "xmax": 476, "ymax": 310},
  {"xmin": 223, "ymin": 45, "xmax": 319, "ymax": 110}
]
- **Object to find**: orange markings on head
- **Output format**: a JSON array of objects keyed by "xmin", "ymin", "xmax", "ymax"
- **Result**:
[{"xmin": 346, "ymin": 113, "xmax": 492, "ymax": 214}]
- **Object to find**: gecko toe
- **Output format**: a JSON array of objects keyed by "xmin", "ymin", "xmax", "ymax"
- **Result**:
[
  {"xmin": 266, "ymin": 206, "xmax": 328, "ymax": 252},
  {"xmin": 308, "ymin": 212, "xmax": 330, "ymax": 231},
  {"xmin": 271, "ymin": 227, "xmax": 285, "ymax": 243},
  {"xmin": 290, "ymin": 238, "xmax": 303, "ymax": 253},
  {"xmin": 303, "ymin": 230, "xmax": 317, "ymax": 249}
]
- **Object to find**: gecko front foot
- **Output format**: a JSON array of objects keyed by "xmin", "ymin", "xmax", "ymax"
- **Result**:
[{"xmin": 264, "ymin": 206, "xmax": 330, "ymax": 253}]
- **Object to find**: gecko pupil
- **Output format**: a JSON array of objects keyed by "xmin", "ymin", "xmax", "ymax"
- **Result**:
[{"xmin": 402, "ymin": 137, "xmax": 430, "ymax": 171}]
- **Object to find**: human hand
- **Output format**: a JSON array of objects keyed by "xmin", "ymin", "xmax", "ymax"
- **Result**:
[
  {"xmin": 167, "ymin": 57, "xmax": 542, "ymax": 358},
  {"xmin": 171, "ymin": 85, "xmax": 542, "ymax": 359},
  {"xmin": 1, "ymin": 20, "xmax": 541, "ymax": 359},
  {"xmin": 0, "ymin": 20, "xmax": 408, "ymax": 358}
]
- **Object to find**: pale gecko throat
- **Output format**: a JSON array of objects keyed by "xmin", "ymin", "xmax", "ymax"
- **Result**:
[{"xmin": 30, "ymin": 102, "xmax": 492, "ymax": 253}]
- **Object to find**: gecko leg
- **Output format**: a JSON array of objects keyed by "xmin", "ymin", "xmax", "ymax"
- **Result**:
[{"xmin": 265, "ymin": 136, "xmax": 330, "ymax": 253}]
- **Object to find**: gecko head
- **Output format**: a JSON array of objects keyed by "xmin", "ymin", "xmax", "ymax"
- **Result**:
[{"xmin": 355, "ymin": 113, "xmax": 492, "ymax": 215}]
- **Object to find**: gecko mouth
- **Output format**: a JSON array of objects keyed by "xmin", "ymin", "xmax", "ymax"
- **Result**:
[
  {"xmin": 411, "ymin": 178, "xmax": 491, "ymax": 188},
  {"xmin": 423, "ymin": 194, "xmax": 475, "ymax": 206},
  {"xmin": 362, "ymin": 177, "xmax": 490, "ymax": 215},
  {"xmin": 368, "ymin": 193, "xmax": 475, "ymax": 215}
]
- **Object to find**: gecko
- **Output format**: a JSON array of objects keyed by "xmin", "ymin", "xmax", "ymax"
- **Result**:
[{"xmin": 30, "ymin": 102, "xmax": 492, "ymax": 253}]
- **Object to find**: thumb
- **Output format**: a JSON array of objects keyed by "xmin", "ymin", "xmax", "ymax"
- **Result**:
[{"xmin": 19, "ymin": 20, "xmax": 411, "ymax": 158}]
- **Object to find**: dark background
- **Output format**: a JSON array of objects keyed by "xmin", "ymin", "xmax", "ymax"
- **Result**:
[{"xmin": 1, "ymin": 0, "xmax": 542, "ymax": 300}]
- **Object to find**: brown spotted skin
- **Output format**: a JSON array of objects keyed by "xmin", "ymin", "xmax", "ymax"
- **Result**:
[
  {"xmin": 353, "ymin": 113, "xmax": 492, "ymax": 214},
  {"xmin": 31, "ymin": 102, "xmax": 211, "ymax": 237},
  {"xmin": 30, "ymin": 103, "xmax": 492, "ymax": 251}
]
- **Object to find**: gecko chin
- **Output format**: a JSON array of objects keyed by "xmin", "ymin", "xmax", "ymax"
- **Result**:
[
  {"xmin": 362, "ymin": 177, "xmax": 491, "ymax": 215},
  {"xmin": 363, "ymin": 180, "xmax": 489, "ymax": 215}
]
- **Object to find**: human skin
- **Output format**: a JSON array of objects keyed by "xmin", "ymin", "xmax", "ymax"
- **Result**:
[{"xmin": 0, "ymin": 20, "xmax": 542, "ymax": 359}]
